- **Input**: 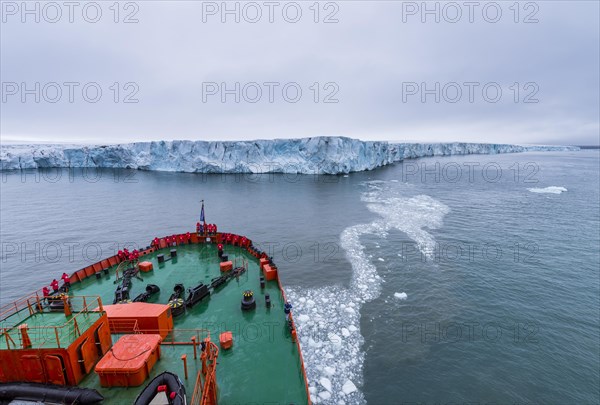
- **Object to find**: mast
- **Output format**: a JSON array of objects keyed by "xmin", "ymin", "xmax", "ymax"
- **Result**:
[{"xmin": 200, "ymin": 200, "xmax": 206, "ymax": 235}]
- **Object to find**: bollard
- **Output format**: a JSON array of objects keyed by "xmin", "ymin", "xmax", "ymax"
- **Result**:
[
  {"xmin": 191, "ymin": 336, "xmax": 197, "ymax": 359},
  {"xmin": 181, "ymin": 354, "xmax": 188, "ymax": 379}
]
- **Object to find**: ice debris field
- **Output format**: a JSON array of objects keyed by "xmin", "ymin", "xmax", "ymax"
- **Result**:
[{"xmin": 287, "ymin": 181, "xmax": 450, "ymax": 404}]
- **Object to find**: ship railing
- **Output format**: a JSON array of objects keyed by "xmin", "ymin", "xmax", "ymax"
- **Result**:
[
  {"xmin": 105, "ymin": 327, "xmax": 211, "ymax": 345},
  {"xmin": 232, "ymin": 257, "xmax": 248, "ymax": 270},
  {"xmin": 190, "ymin": 340, "xmax": 220, "ymax": 405},
  {"xmin": 190, "ymin": 368, "xmax": 204, "ymax": 405},
  {"xmin": 1, "ymin": 296, "xmax": 104, "ymax": 350},
  {"xmin": 277, "ymin": 277, "xmax": 312, "ymax": 404},
  {"xmin": 108, "ymin": 319, "xmax": 141, "ymax": 335},
  {"xmin": 0, "ymin": 290, "xmax": 47, "ymax": 325},
  {"xmin": 159, "ymin": 328, "xmax": 211, "ymax": 345}
]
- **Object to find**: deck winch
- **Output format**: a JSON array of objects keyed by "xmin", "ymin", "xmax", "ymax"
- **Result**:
[
  {"xmin": 133, "ymin": 284, "xmax": 161, "ymax": 302},
  {"xmin": 167, "ymin": 284, "xmax": 186, "ymax": 317},
  {"xmin": 185, "ymin": 283, "xmax": 210, "ymax": 307}
]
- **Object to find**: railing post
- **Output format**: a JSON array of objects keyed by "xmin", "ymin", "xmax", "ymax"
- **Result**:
[
  {"xmin": 35, "ymin": 296, "xmax": 42, "ymax": 312},
  {"xmin": 191, "ymin": 336, "xmax": 197, "ymax": 359},
  {"xmin": 4, "ymin": 329, "xmax": 12, "ymax": 349},
  {"xmin": 181, "ymin": 354, "xmax": 188, "ymax": 380},
  {"xmin": 98, "ymin": 297, "xmax": 104, "ymax": 312},
  {"xmin": 73, "ymin": 317, "xmax": 80, "ymax": 337},
  {"xmin": 27, "ymin": 299, "xmax": 33, "ymax": 316},
  {"xmin": 54, "ymin": 327, "xmax": 60, "ymax": 348},
  {"xmin": 62, "ymin": 296, "xmax": 72, "ymax": 317}
]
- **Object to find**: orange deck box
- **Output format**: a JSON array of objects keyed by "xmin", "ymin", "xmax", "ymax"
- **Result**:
[
  {"xmin": 259, "ymin": 258, "xmax": 269, "ymax": 270},
  {"xmin": 138, "ymin": 261, "xmax": 153, "ymax": 272},
  {"xmin": 95, "ymin": 334, "xmax": 162, "ymax": 387},
  {"xmin": 262, "ymin": 264, "xmax": 278, "ymax": 281},
  {"xmin": 103, "ymin": 303, "xmax": 173, "ymax": 338},
  {"xmin": 219, "ymin": 331, "xmax": 233, "ymax": 349},
  {"xmin": 220, "ymin": 261, "xmax": 233, "ymax": 272}
]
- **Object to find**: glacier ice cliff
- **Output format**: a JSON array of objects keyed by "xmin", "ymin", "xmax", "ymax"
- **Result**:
[{"xmin": 0, "ymin": 137, "xmax": 580, "ymax": 174}]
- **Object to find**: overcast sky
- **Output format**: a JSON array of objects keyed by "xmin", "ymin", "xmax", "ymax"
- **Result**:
[{"xmin": 1, "ymin": 1, "xmax": 599, "ymax": 145}]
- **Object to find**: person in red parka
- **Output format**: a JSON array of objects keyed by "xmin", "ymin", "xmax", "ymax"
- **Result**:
[
  {"xmin": 61, "ymin": 272, "xmax": 71, "ymax": 288},
  {"xmin": 50, "ymin": 279, "xmax": 59, "ymax": 292},
  {"xmin": 42, "ymin": 286, "xmax": 51, "ymax": 304}
]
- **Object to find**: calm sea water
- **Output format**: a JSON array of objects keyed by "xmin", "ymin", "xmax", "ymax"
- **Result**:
[{"xmin": 1, "ymin": 151, "xmax": 598, "ymax": 405}]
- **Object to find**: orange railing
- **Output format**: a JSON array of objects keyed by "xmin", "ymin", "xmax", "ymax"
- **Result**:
[
  {"xmin": 0, "ymin": 290, "xmax": 46, "ymax": 324},
  {"xmin": 160, "ymin": 329, "xmax": 211, "ymax": 345},
  {"xmin": 1, "ymin": 296, "xmax": 104, "ymax": 350},
  {"xmin": 107, "ymin": 326, "xmax": 211, "ymax": 346},
  {"xmin": 108, "ymin": 319, "xmax": 140, "ymax": 335},
  {"xmin": 190, "ymin": 340, "xmax": 219, "ymax": 405}
]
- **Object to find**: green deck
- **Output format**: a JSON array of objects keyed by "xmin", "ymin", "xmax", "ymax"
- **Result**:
[
  {"xmin": 0, "ymin": 310, "xmax": 103, "ymax": 350},
  {"xmin": 4, "ymin": 243, "xmax": 308, "ymax": 404}
]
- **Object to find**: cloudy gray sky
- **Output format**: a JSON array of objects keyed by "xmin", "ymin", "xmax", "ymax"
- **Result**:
[{"xmin": 1, "ymin": 1, "xmax": 599, "ymax": 145}]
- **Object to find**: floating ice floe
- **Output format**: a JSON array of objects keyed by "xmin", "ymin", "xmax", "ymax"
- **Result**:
[
  {"xmin": 320, "ymin": 377, "xmax": 333, "ymax": 392},
  {"xmin": 298, "ymin": 314, "xmax": 310, "ymax": 322},
  {"xmin": 320, "ymin": 391, "xmax": 332, "ymax": 400},
  {"xmin": 342, "ymin": 380, "xmax": 358, "ymax": 395},
  {"xmin": 527, "ymin": 186, "xmax": 567, "ymax": 194},
  {"xmin": 394, "ymin": 292, "xmax": 408, "ymax": 300}
]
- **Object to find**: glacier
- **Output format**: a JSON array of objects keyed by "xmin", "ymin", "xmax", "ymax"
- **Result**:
[{"xmin": 0, "ymin": 137, "xmax": 580, "ymax": 174}]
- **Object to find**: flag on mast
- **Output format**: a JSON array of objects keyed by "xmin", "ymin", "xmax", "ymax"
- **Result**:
[{"xmin": 200, "ymin": 200, "xmax": 205, "ymax": 223}]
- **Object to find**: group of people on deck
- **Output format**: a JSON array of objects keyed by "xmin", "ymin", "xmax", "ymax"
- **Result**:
[
  {"xmin": 220, "ymin": 233, "xmax": 249, "ymax": 247},
  {"xmin": 196, "ymin": 222, "xmax": 218, "ymax": 234},
  {"xmin": 42, "ymin": 272, "xmax": 71, "ymax": 298},
  {"xmin": 117, "ymin": 248, "xmax": 140, "ymax": 262},
  {"xmin": 151, "ymin": 232, "xmax": 193, "ymax": 249}
]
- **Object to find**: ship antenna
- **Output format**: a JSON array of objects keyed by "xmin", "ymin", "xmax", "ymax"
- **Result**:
[{"xmin": 200, "ymin": 199, "xmax": 206, "ymax": 230}]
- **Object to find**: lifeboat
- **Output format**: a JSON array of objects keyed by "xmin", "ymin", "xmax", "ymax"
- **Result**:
[{"xmin": 133, "ymin": 371, "xmax": 186, "ymax": 405}]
